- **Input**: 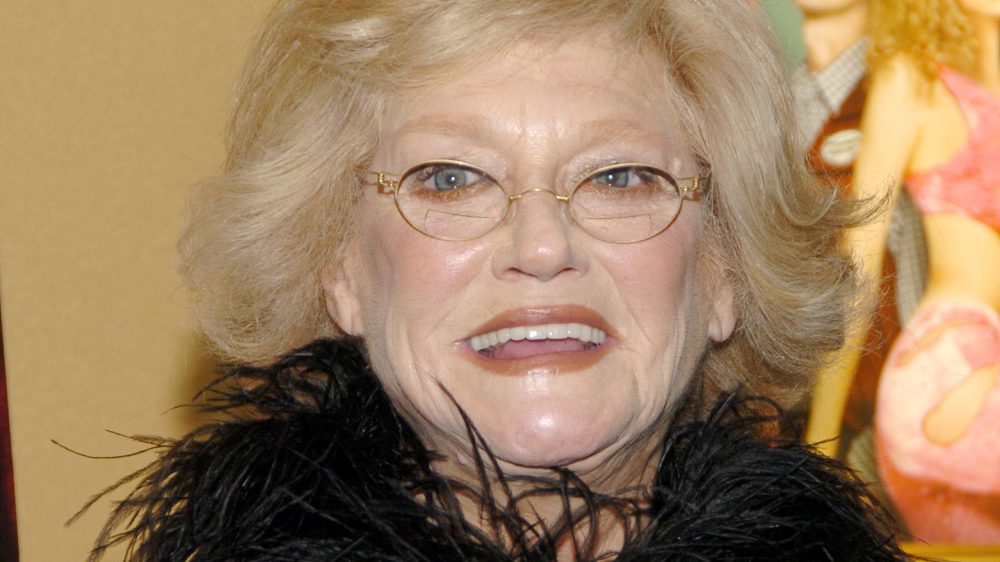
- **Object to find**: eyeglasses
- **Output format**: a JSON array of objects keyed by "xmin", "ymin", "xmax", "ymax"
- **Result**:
[{"xmin": 360, "ymin": 160, "xmax": 706, "ymax": 244}]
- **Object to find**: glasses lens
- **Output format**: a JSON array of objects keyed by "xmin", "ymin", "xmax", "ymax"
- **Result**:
[
  {"xmin": 395, "ymin": 161, "xmax": 507, "ymax": 241},
  {"xmin": 570, "ymin": 165, "xmax": 683, "ymax": 243}
]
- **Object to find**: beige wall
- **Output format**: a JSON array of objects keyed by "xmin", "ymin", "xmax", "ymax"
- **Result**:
[{"xmin": 0, "ymin": 2, "xmax": 274, "ymax": 560}]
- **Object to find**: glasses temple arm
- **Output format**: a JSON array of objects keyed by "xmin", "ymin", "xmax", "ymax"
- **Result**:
[{"xmin": 356, "ymin": 169, "xmax": 398, "ymax": 195}]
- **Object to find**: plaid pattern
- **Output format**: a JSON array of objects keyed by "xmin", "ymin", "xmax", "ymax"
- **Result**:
[
  {"xmin": 792, "ymin": 38, "xmax": 869, "ymax": 146},
  {"xmin": 886, "ymin": 194, "xmax": 927, "ymax": 322},
  {"xmin": 792, "ymin": 38, "xmax": 928, "ymax": 322}
]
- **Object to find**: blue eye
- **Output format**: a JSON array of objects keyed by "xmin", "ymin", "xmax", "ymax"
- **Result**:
[
  {"xmin": 594, "ymin": 168, "xmax": 637, "ymax": 188},
  {"xmin": 432, "ymin": 167, "xmax": 471, "ymax": 191},
  {"xmin": 592, "ymin": 168, "xmax": 635, "ymax": 188},
  {"xmin": 404, "ymin": 162, "xmax": 491, "ymax": 197}
]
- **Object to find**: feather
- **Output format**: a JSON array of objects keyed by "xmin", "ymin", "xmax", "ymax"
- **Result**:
[{"xmin": 82, "ymin": 339, "xmax": 909, "ymax": 561}]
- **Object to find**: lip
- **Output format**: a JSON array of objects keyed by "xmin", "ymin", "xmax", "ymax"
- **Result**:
[
  {"xmin": 468, "ymin": 305, "xmax": 616, "ymax": 338},
  {"xmin": 461, "ymin": 305, "xmax": 616, "ymax": 376}
]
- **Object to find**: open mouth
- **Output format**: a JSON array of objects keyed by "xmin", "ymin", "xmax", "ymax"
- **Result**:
[
  {"xmin": 462, "ymin": 306, "xmax": 614, "ymax": 375},
  {"xmin": 470, "ymin": 323, "xmax": 607, "ymax": 360}
]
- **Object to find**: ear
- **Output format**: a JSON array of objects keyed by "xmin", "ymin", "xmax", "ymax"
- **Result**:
[
  {"xmin": 322, "ymin": 241, "xmax": 365, "ymax": 337},
  {"xmin": 707, "ymin": 275, "xmax": 736, "ymax": 343}
]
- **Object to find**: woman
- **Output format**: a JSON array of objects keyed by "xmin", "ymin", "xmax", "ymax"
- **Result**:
[
  {"xmin": 88, "ymin": 1, "xmax": 906, "ymax": 559},
  {"xmin": 811, "ymin": 0, "xmax": 1000, "ymax": 543}
]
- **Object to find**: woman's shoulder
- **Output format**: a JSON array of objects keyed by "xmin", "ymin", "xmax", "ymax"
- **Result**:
[
  {"xmin": 870, "ymin": 53, "xmax": 937, "ymax": 102},
  {"xmin": 858, "ymin": 53, "xmax": 936, "ymax": 155}
]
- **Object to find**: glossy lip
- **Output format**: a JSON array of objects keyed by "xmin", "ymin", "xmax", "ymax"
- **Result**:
[{"xmin": 461, "ymin": 305, "xmax": 617, "ymax": 376}]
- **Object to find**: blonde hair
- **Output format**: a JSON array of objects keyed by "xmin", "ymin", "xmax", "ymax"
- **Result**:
[
  {"xmin": 181, "ymin": 0, "xmax": 859, "ymax": 408},
  {"xmin": 868, "ymin": 0, "xmax": 976, "ymax": 80}
]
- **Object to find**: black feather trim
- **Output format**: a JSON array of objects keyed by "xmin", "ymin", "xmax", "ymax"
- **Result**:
[{"xmin": 83, "ymin": 339, "xmax": 909, "ymax": 561}]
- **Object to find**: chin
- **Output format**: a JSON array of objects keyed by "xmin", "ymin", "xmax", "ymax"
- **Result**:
[
  {"xmin": 494, "ymin": 441, "xmax": 613, "ymax": 472},
  {"xmin": 481, "ymin": 410, "xmax": 630, "ymax": 470}
]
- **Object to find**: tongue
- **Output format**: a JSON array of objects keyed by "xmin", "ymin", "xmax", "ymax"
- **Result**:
[{"xmin": 490, "ymin": 338, "xmax": 591, "ymax": 360}]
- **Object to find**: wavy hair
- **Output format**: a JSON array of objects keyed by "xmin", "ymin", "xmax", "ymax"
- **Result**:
[
  {"xmin": 868, "ymin": 0, "xmax": 976, "ymax": 81},
  {"xmin": 180, "ymin": 0, "xmax": 860, "ymax": 409}
]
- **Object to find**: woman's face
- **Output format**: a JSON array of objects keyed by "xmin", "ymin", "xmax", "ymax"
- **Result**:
[{"xmin": 325, "ymin": 33, "xmax": 735, "ymax": 483}]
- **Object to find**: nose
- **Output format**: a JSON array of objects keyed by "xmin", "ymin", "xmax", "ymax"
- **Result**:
[{"xmin": 490, "ymin": 188, "xmax": 589, "ymax": 282}]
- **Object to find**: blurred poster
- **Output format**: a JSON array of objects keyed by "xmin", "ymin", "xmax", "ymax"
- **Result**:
[{"xmin": 767, "ymin": 0, "xmax": 1000, "ymax": 555}]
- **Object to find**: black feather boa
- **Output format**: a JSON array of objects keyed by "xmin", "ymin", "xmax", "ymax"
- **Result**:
[{"xmin": 86, "ymin": 339, "xmax": 909, "ymax": 561}]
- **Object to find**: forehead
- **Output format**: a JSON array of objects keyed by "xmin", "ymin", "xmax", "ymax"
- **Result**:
[{"xmin": 379, "ymin": 32, "xmax": 689, "ymax": 157}]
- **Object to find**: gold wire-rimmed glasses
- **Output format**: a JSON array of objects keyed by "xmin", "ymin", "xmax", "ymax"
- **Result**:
[{"xmin": 359, "ymin": 159, "xmax": 706, "ymax": 244}]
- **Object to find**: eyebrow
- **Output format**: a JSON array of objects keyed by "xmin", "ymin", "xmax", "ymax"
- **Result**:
[
  {"xmin": 393, "ymin": 113, "xmax": 672, "ymax": 149},
  {"xmin": 576, "ymin": 118, "xmax": 672, "ymax": 148},
  {"xmin": 392, "ymin": 113, "xmax": 497, "ymax": 144}
]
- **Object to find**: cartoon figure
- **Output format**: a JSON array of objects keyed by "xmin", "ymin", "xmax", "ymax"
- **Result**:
[
  {"xmin": 825, "ymin": 0, "xmax": 1000, "ymax": 543},
  {"xmin": 794, "ymin": 0, "xmax": 929, "ymax": 467}
]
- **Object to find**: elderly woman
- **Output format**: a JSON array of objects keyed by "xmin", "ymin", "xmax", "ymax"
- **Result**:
[{"xmin": 90, "ymin": 1, "xmax": 906, "ymax": 560}]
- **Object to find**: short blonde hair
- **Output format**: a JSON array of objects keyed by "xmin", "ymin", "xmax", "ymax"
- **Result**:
[
  {"xmin": 868, "ymin": 0, "xmax": 975, "ymax": 80},
  {"xmin": 181, "ymin": 0, "xmax": 858, "ymax": 408}
]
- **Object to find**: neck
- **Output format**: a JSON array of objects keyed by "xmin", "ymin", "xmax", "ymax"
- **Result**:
[
  {"xmin": 431, "ymin": 437, "xmax": 662, "ymax": 559},
  {"xmin": 440, "ymin": 473, "xmax": 642, "ymax": 560},
  {"xmin": 800, "ymin": 3, "xmax": 868, "ymax": 72},
  {"xmin": 967, "ymin": 11, "xmax": 1000, "ymax": 91}
]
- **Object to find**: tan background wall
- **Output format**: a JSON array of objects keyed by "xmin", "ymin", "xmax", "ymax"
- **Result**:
[{"xmin": 0, "ymin": 2, "xmax": 274, "ymax": 560}]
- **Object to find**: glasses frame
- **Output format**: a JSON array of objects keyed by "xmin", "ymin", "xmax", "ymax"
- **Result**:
[{"xmin": 360, "ymin": 159, "xmax": 706, "ymax": 244}]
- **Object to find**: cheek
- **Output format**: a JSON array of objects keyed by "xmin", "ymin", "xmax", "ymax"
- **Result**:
[
  {"xmin": 611, "ymin": 226, "xmax": 703, "ymax": 337},
  {"xmin": 371, "ymin": 236, "xmax": 487, "ymax": 332},
  {"xmin": 356, "ymin": 212, "xmax": 489, "ymax": 387},
  {"xmin": 603, "ymin": 224, "xmax": 706, "ymax": 396},
  {"xmin": 358, "ymin": 203, "xmax": 480, "ymax": 323}
]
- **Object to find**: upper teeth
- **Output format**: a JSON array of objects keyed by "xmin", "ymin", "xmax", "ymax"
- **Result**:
[{"xmin": 469, "ymin": 323, "xmax": 607, "ymax": 352}]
